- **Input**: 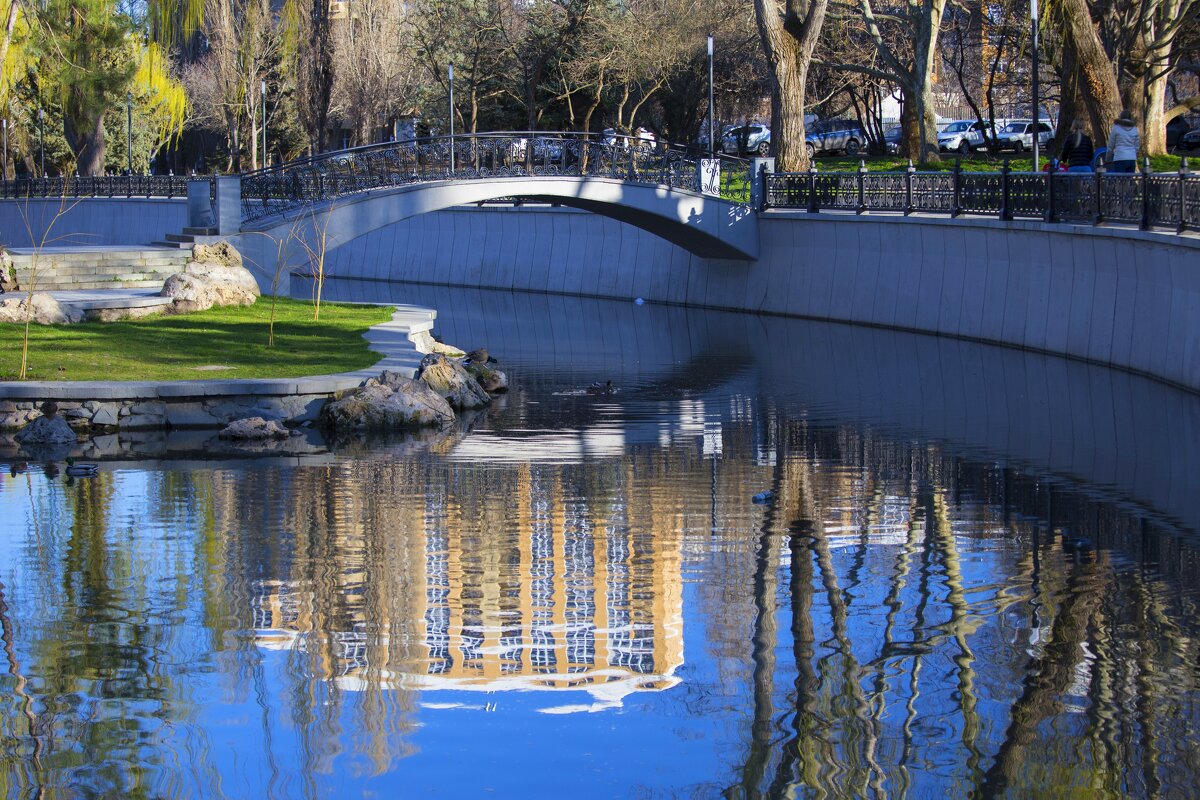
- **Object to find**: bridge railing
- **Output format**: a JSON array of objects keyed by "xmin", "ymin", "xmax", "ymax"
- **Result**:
[
  {"xmin": 239, "ymin": 132, "xmax": 753, "ymax": 223},
  {"xmin": 762, "ymin": 159, "xmax": 1200, "ymax": 232},
  {"xmin": 0, "ymin": 174, "xmax": 195, "ymax": 200}
]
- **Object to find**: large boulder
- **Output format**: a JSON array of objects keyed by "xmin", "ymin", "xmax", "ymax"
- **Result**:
[
  {"xmin": 15, "ymin": 404, "xmax": 77, "ymax": 445},
  {"xmin": 321, "ymin": 370, "xmax": 455, "ymax": 431},
  {"xmin": 190, "ymin": 241, "xmax": 244, "ymax": 269},
  {"xmin": 0, "ymin": 293, "xmax": 83, "ymax": 324},
  {"xmin": 0, "ymin": 249, "xmax": 17, "ymax": 292},
  {"xmin": 417, "ymin": 353, "xmax": 491, "ymax": 410},
  {"xmin": 161, "ymin": 242, "xmax": 259, "ymax": 314}
]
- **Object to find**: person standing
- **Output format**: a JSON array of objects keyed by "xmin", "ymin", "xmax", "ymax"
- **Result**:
[
  {"xmin": 1060, "ymin": 118, "xmax": 1095, "ymax": 172},
  {"xmin": 1106, "ymin": 109, "xmax": 1140, "ymax": 173}
]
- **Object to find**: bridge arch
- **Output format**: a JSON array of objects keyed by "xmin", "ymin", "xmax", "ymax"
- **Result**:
[{"xmin": 240, "ymin": 176, "xmax": 757, "ymax": 263}]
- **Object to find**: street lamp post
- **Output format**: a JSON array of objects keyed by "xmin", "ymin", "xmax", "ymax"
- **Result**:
[
  {"xmin": 707, "ymin": 34, "xmax": 715, "ymax": 160},
  {"xmin": 448, "ymin": 63, "xmax": 455, "ymax": 173},
  {"xmin": 2, "ymin": 119, "xmax": 7, "ymax": 181},
  {"xmin": 261, "ymin": 79, "xmax": 268, "ymax": 169},
  {"xmin": 126, "ymin": 92, "xmax": 133, "ymax": 175},
  {"xmin": 1031, "ymin": 0, "xmax": 1040, "ymax": 172},
  {"xmin": 38, "ymin": 108, "xmax": 45, "ymax": 177}
]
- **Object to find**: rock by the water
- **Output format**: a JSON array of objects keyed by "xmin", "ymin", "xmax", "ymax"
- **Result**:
[
  {"xmin": 409, "ymin": 329, "xmax": 465, "ymax": 357},
  {"xmin": 463, "ymin": 360, "xmax": 509, "ymax": 393},
  {"xmin": 321, "ymin": 370, "xmax": 455, "ymax": 431},
  {"xmin": 14, "ymin": 414, "xmax": 78, "ymax": 445},
  {"xmin": 417, "ymin": 353, "xmax": 491, "ymax": 410},
  {"xmin": 219, "ymin": 416, "xmax": 293, "ymax": 440},
  {"xmin": 0, "ymin": 293, "xmax": 83, "ymax": 324},
  {"xmin": 161, "ymin": 242, "xmax": 259, "ymax": 313}
]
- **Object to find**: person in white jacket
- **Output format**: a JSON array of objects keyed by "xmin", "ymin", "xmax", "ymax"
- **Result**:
[{"xmin": 1106, "ymin": 109, "xmax": 1140, "ymax": 173}]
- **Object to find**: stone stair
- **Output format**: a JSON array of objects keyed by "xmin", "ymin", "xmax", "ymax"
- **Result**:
[
  {"xmin": 151, "ymin": 226, "xmax": 221, "ymax": 249},
  {"xmin": 6, "ymin": 246, "xmax": 193, "ymax": 292}
]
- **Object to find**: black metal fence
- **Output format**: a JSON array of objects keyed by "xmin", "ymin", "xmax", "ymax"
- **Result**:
[
  {"xmin": 0, "ymin": 174, "xmax": 196, "ymax": 200},
  {"xmin": 239, "ymin": 132, "xmax": 752, "ymax": 223},
  {"xmin": 763, "ymin": 162, "xmax": 1200, "ymax": 232}
]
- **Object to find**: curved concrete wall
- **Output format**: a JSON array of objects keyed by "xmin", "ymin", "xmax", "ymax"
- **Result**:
[
  {"xmin": 0, "ymin": 197, "xmax": 186, "ymax": 247},
  {"xmin": 316, "ymin": 205, "xmax": 1200, "ymax": 393},
  {"xmin": 316, "ymin": 280, "xmax": 1200, "ymax": 536}
]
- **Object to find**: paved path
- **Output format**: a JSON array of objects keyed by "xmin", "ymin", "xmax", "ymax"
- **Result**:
[{"xmin": 3, "ymin": 288, "xmax": 172, "ymax": 311}]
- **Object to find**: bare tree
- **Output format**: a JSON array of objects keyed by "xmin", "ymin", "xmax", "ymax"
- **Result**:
[
  {"xmin": 755, "ymin": 0, "xmax": 830, "ymax": 170},
  {"xmin": 824, "ymin": 0, "xmax": 949, "ymax": 162},
  {"xmin": 331, "ymin": 0, "xmax": 421, "ymax": 147}
]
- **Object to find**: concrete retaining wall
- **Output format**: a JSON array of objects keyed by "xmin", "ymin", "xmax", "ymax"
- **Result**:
[
  {"xmin": 0, "ymin": 197, "xmax": 186, "ymax": 248},
  {"xmin": 318, "ymin": 205, "xmax": 1200, "ymax": 393}
]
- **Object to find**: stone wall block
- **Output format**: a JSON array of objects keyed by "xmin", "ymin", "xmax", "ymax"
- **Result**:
[{"xmin": 90, "ymin": 404, "xmax": 121, "ymax": 427}]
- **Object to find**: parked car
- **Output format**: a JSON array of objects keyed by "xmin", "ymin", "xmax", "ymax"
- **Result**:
[
  {"xmin": 602, "ymin": 127, "xmax": 658, "ymax": 150},
  {"xmin": 697, "ymin": 124, "xmax": 739, "ymax": 154},
  {"xmin": 805, "ymin": 119, "xmax": 865, "ymax": 158},
  {"xmin": 721, "ymin": 123, "xmax": 771, "ymax": 156},
  {"xmin": 996, "ymin": 120, "xmax": 1054, "ymax": 152},
  {"xmin": 937, "ymin": 119, "xmax": 989, "ymax": 153},
  {"xmin": 1167, "ymin": 117, "xmax": 1191, "ymax": 150},
  {"xmin": 1179, "ymin": 126, "xmax": 1200, "ymax": 152}
]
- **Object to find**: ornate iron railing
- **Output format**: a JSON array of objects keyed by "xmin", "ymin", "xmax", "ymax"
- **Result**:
[
  {"xmin": 763, "ymin": 162, "xmax": 1200, "ymax": 232},
  {"xmin": 238, "ymin": 132, "xmax": 753, "ymax": 223},
  {"xmin": 0, "ymin": 174, "xmax": 194, "ymax": 199}
]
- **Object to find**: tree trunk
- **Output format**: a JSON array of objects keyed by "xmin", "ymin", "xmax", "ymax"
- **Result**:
[
  {"xmin": 753, "ymin": 0, "xmax": 829, "ymax": 172},
  {"xmin": 911, "ymin": 74, "xmax": 941, "ymax": 163},
  {"xmin": 1142, "ymin": 75, "xmax": 1167, "ymax": 155},
  {"xmin": 64, "ymin": 109, "xmax": 107, "ymax": 176},
  {"xmin": 1060, "ymin": 0, "xmax": 1121, "ymax": 139}
]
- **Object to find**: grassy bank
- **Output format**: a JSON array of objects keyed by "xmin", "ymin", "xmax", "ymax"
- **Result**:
[{"xmin": 0, "ymin": 297, "xmax": 394, "ymax": 382}]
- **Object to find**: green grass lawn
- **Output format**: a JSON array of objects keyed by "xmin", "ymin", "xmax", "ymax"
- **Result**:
[{"xmin": 0, "ymin": 297, "xmax": 394, "ymax": 382}]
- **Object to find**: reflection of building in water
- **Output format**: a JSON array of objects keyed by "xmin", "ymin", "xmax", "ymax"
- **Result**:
[{"xmin": 249, "ymin": 464, "xmax": 684, "ymax": 712}]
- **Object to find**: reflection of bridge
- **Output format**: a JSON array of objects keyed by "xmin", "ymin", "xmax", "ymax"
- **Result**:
[{"xmin": 218, "ymin": 132, "xmax": 759, "ymax": 264}]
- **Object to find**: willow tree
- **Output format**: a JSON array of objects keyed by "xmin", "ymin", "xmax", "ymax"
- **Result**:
[{"xmin": 755, "ymin": 0, "xmax": 828, "ymax": 170}]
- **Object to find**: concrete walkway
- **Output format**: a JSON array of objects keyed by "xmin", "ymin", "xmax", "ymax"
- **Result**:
[{"xmin": 3, "ymin": 288, "xmax": 173, "ymax": 313}]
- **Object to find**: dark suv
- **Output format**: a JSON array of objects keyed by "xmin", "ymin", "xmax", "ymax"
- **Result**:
[{"xmin": 805, "ymin": 120, "xmax": 866, "ymax": 157}]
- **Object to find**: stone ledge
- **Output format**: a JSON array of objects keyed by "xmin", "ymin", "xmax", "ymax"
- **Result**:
[{"xmin": 0, "ymin": 304, "xmax": 437, "ymax": 429}]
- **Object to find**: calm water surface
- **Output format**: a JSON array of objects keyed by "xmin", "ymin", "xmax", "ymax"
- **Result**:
[{"xmin": 1, "ymin": 283, "xmax": 1198, "ymax": 798}]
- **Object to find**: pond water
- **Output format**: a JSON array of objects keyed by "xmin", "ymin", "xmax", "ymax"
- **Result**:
[{"xmin": 2, "ymin": 282, "xmax": 1198, "ymax": 799}]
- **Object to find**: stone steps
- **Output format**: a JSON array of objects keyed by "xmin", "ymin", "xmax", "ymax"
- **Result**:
[{"xmin": 6, "ymin": 247, "xmax": 190, "ymax": 292}]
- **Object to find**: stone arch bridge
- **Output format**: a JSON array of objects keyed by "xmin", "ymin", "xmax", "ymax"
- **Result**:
[{"xmin": 205, "ymin": 132, "xmax": 759, "ymax": 283}]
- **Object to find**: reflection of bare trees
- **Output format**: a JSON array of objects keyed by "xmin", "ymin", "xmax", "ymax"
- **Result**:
[
  {"xmin": 1, "ymin": 408, "xmax": 1198, "ymax": 796},
  {"xmin": 725, "ymin": 420, "xmax": 1200, "ymax": 799}
]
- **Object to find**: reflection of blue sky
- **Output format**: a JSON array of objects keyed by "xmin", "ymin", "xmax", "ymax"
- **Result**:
[{"xmin": 2, "ymin": 285, "xmax": 1199, "ymax": 796}]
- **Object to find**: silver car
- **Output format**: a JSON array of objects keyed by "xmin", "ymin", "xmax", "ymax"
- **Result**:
[
  {"xmin": 722, "ymin": 124, "xmax": 771, "ymax": 156},
  {"xmin": 998, "ymin": 120, "xmax": 1054, "ymax": 152},
  {"xmin": 937, "ymin": 120, "xmax": 988, "ymax": 153}
]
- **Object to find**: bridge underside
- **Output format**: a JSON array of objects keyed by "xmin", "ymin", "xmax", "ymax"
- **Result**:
[{"xmin": 241, "ymin": 176, "xmax": 758, "ymax": 262}]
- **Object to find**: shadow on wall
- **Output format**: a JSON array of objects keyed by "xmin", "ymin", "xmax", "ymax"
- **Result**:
[{"xmin": 312, "ymin": 277, "xmax": 1200, "ymax": 536}]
